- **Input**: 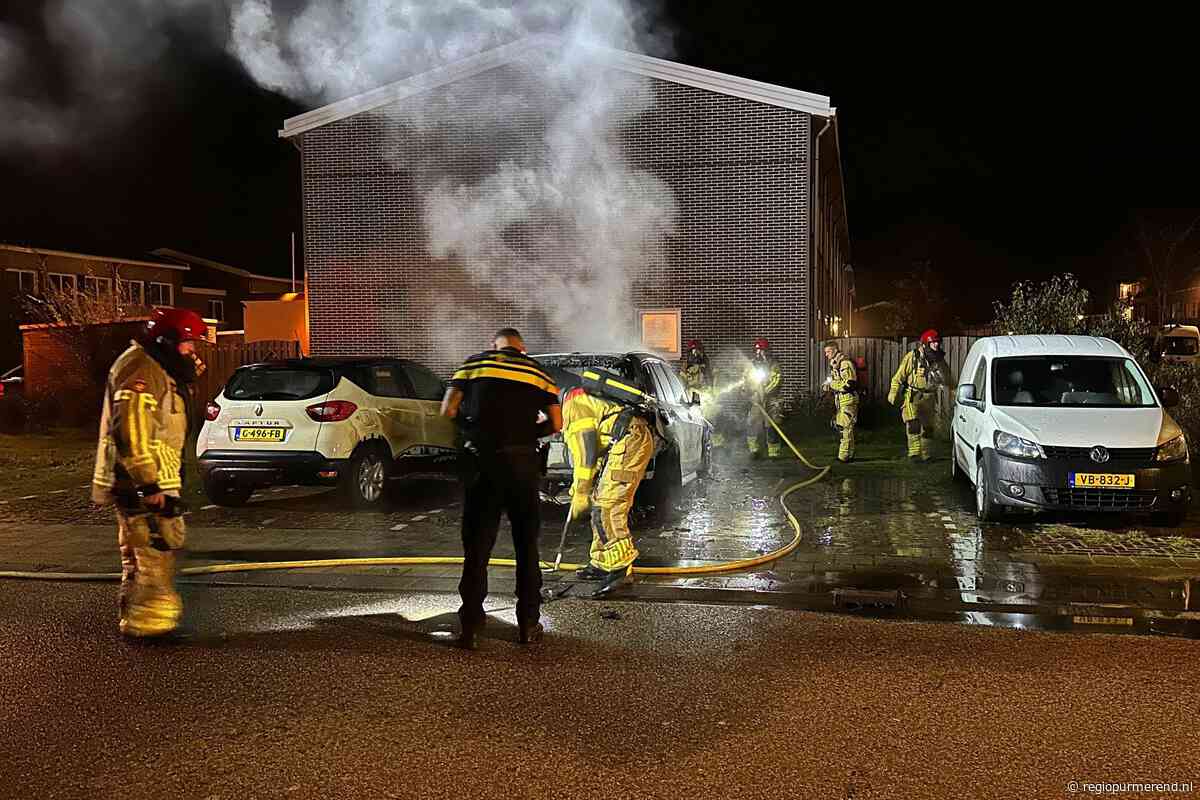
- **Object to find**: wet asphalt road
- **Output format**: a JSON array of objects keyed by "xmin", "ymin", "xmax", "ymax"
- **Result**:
[
  {"xmin": 2, "ymin": 451, "xmax": 1200, "ymax": 622},
  {"xmin": 2, "ymin": 580, "xmax": 1198, "ymax": 800}
]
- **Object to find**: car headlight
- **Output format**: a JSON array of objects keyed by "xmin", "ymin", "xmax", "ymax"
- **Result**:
[
  {"xmin": 994, "ymin": 430, "xmax": 1044, "ymax": 459},
  {"xmin": 1156, "ymin": 434, "xmax": 1189, "ymax": 463}
]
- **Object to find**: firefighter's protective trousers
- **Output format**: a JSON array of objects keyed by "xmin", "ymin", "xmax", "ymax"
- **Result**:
[
  {"xmin": 117, "ymin": 506, "xmax": 185, "ymax": 637},
  {"xmin": 745, "ymin": 360, "xmax": 783, "ymax": 457},
  {"xmin": 563, "ymin": 392, "xmax": 654, "ymax": 574},
  {"xmin": 93, "ymin": 342, "xmax": 191, "ymax": 636},
  {"xmin": 888, "ymin": 350, "xmax": 937, "ymax": 460},
  {"xmin": 829, "ymin": 354, "xmax": 858, "ymax": 461}
]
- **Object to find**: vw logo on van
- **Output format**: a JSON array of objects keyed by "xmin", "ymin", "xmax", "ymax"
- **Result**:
[{"xmin": 1089, "ymin": 446, "xmax": 1110, "ymax": 464}]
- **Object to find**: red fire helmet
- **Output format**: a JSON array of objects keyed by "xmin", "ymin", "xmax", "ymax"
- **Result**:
[
  {"xmin": 145, "ymin": 307, "xmax": 208, "ymax": 343},
  {"xmin": 919, "ymin": 329, "xmax": 941, "ymax": 345}
]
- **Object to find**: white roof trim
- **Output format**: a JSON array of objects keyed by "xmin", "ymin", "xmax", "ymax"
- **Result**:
[
  {"xmin": 151, "ymin": 248, "xmax": 292, "ymax": 284},
  {"xmin": 280, "ymin": 36, "xmax": 831, "ymax": 138},
  {"xmin": 182, "ymin": 286, "xmax": 228, "ymax": 297},
  {"xmin": 0, "ymin": 243, "xmax": 189, "ymax": 272}
]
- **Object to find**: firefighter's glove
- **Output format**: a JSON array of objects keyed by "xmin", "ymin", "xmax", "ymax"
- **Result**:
[
  {"xmin": 887, "ymin": 391, "xmax": 898, "ymax": 406},
  {"xmin": 569, "ymin": 493, "xmax": 591, "ymax": 522}
]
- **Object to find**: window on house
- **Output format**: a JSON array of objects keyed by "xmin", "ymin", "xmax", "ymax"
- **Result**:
[
  {"xmin": 147, "ymin": 282, "xmax": 173, "ymax": 306},
  {"xmin": 119, "ymin": 279, "xmax": 144, "ymax": 305},
  {"xmin": 207, "ymin": 299, "xmax": 225, "ymax": 321},
  {"xmin": 46, "ymin": 273, "xmax": 78, "ymax": 294},
  {"xmin": 83, "ymin": 276, "xmax": 113, "ymax": 297},
  {"xmin": 6, "ymin": 269, "xmax": 37, "ymax": 294}
]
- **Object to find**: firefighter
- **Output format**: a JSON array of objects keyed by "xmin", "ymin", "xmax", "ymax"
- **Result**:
[
  {"xmin": 92, "ymin": 307, "xmax": 207, "ymax": 637},
  {"xmin": 888, "ymin": 329, "xmax": 947, "ymax": 462},
  {"xmin": 679, "ymin": 339, "xmax": 711, "ymax": 393},
  {"xmin": 563, "ymin": 369, "xmax": 658, "ymax": 596},
  {"xmin": 823, "ymin": 343, "xmax": 859, "ymax": 463},
  {"xmin": 744, "ymin": 337, "xmax": 783, "ymax": 458}
]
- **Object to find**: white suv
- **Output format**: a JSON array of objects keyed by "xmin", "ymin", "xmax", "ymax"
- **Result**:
[
  {"xmin": 196, "ymin": 358, "xmax": 458, "ymax": 506},
  {"xmin": 952, "ymin": 335, "xmax": 1191, "ymax": 527}
]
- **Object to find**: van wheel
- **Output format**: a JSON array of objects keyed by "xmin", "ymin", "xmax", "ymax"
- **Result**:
[
  {"xmin": 950, "ymin": 447, "xmax": 961, "ymax": 482},
  {"xmin": 975, "ymin": 461, "xmax": 999, "ymax": 523},
  {"xmin": 343, "ymin": 444, "xmax": 390, "ymax": 506},
  {"xmin": 204, "ymin": 475, "xmax": 253, "ymax": 508}
]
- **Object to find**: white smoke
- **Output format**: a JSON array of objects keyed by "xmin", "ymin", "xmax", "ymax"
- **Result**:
[
  {"xmin": 0, "ymin": 0, "xmax": 219, "ymax": 150},
  {"xmin": 229, "ymin": 0, "xmax": 677, "ymax": 353}
]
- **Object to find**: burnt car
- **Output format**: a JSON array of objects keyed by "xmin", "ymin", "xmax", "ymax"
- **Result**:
[{"xmin": 533, "ymin": 351, "xmax": 712, "ymax": 504}]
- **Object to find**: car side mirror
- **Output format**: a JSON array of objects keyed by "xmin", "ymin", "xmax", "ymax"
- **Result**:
[
  {"xmin": 690, "ymin": 392, "xmax": 701, "ymax": 407},
  {"xmin": 1158, "ymin": 386, "xmax": 1181, "ymax": 409},
  {"xmin": 956, "ymin": 384, "xmax": 983, "ymax": 409}
]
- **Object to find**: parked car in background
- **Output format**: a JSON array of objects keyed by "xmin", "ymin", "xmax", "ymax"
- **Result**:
[
  {"xmin": 196, "ymin": 357, "xmax": 458, "ymax": 507},
  {"xmin": 952, "ymin": 335, "xmax": 1191, "ymax": 527},
  {"xmin": 0, "ymin": 365, "xmax": 22, "ymax": 399},
  {"xmin": 1160, "ymin": 324, "xmax": 1200, "ymax": 365},
  {"xmin": 533, "ymin": 351, "xmax": 711, "ymax": 504}
]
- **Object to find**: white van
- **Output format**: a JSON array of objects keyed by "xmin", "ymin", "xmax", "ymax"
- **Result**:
[
  {"xmin": 1161, "ymin": 324, "xmax": 1200, "ymax": 365},
  {"xmin": 951, "ymin": 335, "xmax": 1191, "ymax": 527}
]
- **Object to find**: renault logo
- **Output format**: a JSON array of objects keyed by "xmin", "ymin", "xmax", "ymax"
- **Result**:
[
  {"xmin": 1090, "ymin": 446, "xmax": 1110, "ymax": 464},
  {"xmin": 254, "ymin": 403, "xmax": 264, "ymax": 417}
]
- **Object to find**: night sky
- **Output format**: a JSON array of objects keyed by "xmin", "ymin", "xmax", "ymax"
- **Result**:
[{"xmin": 1, "ymin": 3, "xmax": 1196, "ymax": 327}]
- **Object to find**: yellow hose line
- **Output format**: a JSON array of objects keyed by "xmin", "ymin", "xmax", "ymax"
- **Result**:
[
  {"xmin": 753, "ymin": 400, "xmax": 826, "ymax": 471},
  {"xmin": 0, "ymin": 409, "xmax": 826, "ymax": 583}
]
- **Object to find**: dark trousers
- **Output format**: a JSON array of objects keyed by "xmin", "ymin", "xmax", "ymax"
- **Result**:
[{"xmin": 458, "ymin": 447, "xmax": 543, "ymax": 629}]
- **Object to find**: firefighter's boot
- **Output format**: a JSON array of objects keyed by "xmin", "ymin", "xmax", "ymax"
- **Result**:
[
  {"xmin": 591, "ymin": 564, "xmax": 632, "ymax": 597},
  {"xmin": 576, "ymin": 564, "xmax": 608, "ymax": 581},
  {"xmin": 711, "ymin": 431, "xmax": 725, "ymax": 448},
  {"xmin": 120, "ymin": 547, "xmax": 181, "ymax": 638},
  {"xmin": 767, "ymin": 441, "xmax": 783, "ymax": 458},
  {"xmin": 747, "ymin": 436, "xmax": 761, "ymax": 458}
]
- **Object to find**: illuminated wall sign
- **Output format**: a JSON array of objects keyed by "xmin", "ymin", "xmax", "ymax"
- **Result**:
[{"xmin": 639, "ymin": 308, "xmax": 681, "ymax": 359}]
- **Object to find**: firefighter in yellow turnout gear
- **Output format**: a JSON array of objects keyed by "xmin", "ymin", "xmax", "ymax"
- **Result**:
[
  {"xmin": 679, "ymin": 339, "xmax": 724, "ymax": 447},
  {"xmin": 745, "ymin": 338, "xmax": 783, "ymax": 458},
  {"xmin": 888, "ymin": 329, "xmax": 947, "ymax": 462},
  {"xmin": 562, "ymin": 369, "xmax": 658, "ymax": 595},
  {"xmin": 92, "ymin": 308, "xmax": 207, "ymax": 637},
  {"xmin": 824, "ymin": 344, "xmax": 859, "ymax": 463}
]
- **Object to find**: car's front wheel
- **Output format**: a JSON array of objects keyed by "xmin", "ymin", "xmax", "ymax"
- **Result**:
[
  {"xmin": 975, "ymin": 460, "xmax": 999, "ymax": 523},
  {"xmin": 343, "ymin": 444, "xmax": 390, "ymax": 506}
]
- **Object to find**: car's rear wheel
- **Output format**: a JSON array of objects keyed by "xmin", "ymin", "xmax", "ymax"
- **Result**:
[
  {"xmin": 343, "ymin": 444, "xmax": 390, "ymax": 506},
  {"xmin": 640, "ymin": 446, "xmax": 682, "ymax": 508},
  {"xmin": 204, "ymin": 474, "xmax": 253, "ymax": 507},
  {"xmin": 698, "ymin": 429, "xmax": 713, "ymax": 477}
]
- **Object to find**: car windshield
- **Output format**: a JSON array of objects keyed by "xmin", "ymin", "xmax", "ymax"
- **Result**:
[
  {"xmin": 991, "ymin": 356, "xmax": 1157, "ymax": 408},
  {"xmin": 535, "ymin": 354, "xmax": 644, "ymax": 390},
  {"xmin": 225, "ymin": 367, "xmax": 334, "ymax": 402},
  {"xmin": 1164, "ymin": 336, "xmax": 1199, "ymax": 356}
]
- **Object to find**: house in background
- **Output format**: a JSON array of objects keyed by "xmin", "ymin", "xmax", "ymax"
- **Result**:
[
  {"xmin": 281, "ymin": 36, "xmax": 852, "ymax": 396},
  {"xmin": 1, "ymin": 243, "xmax": 294, "ymax": 369},
  {"xmin": 151, "ymin": 248, "xmax": 296, "ymax": 331},
  {"xmin": 1117, "ymin": 274, "xmax": 1200, "ymax": 325},
  {"xmin": 0, "ymin": 244, "xmax": 188, "ymax": 368}
]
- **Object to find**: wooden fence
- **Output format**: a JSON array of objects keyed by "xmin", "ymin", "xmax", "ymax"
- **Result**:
[
  {"xmin": 807, "ymin": 336, "xmax": 981, "ymax": 401},
  {"xmin": 193, "ymin": 339, "xmax": 301, "ymax": 407}
]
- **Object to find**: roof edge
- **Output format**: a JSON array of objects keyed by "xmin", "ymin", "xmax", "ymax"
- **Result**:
[
  {"xmin": 151, "ymin": 248, "xmax": 292, "ymax": 284},
  {"xmin": 0, "ymin": 243, "xmax": 189, "ymax": 272},
  {"xmin": 279, "ymin": 35, "xmax": 832, "ymax": 139}
]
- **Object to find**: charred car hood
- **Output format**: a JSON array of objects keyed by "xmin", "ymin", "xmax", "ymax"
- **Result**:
[{"xmin": 990, "ymin": 405, "xmax": 1174, "ymax": 448}]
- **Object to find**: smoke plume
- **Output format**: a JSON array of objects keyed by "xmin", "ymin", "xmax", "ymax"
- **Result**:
[{"xmin": 229, "ymin": 0, "xmax": 678, "ymax": 354}]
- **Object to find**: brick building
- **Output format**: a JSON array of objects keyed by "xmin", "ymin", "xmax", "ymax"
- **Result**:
[{"xmin": 282, "ymin": 38, "xmax": 851, "ymax": 397}]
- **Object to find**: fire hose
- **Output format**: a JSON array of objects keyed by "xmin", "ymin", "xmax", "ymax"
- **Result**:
[{"xmin": 0, "ymin": 406, "xmax": 828, "ymax": 582}]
